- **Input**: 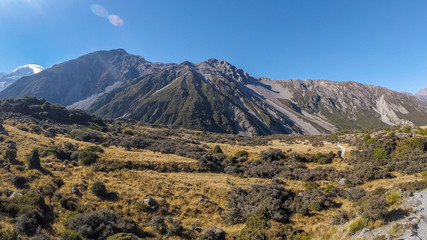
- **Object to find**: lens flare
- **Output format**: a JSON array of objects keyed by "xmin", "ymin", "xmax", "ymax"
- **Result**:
[
  {"xmin": 108, "ymin": 14, "xmax": 124, "ymax": 27},
  {"xmin": 90, "ymin": 4, "xmax": 108, "ymax": 18}
]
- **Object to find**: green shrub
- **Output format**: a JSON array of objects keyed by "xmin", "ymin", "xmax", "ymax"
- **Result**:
[
  {"xmin": 386, "ymin": 192, "xmax": 401, "ymax": 206},
  {"xmin": 224, "ymin": 184, "xmax": 291, "ymax": 224},
  {"xmin": 373, "ymin": 148, "xmax": 388, "ymax": 159},
  {"xmin": 357, "ymin": 188, "xmax": 388, "ymax": 220},
  {"xmin": 59, "ymin": 198, "xmax": 78, "ymax": 211},
  {"xmin": 303, "ymin": 182, "xmax": 319, "ymax": 190},
  {"xmin": 213, "ymin": 145, "xmax": 223, "ymax": 155},
  {"xmin": 61, "ymin": 231, "xmax": 83, "ymax": 240},
  {"xmin": 237, "ymin": 208, "xmax": 269, "ymax": 240},
  {"xmin": 15, "ymin": 211, "xmax": 38, "ymax": 236},
  {"xmin": 4, "ymin": 192, "xmax": 48, "ymax": 219},
  {"xmin": 65, "ymin": 209, "xmax": 138, "ymax": 239},
  {"xmin": 91, "ymin": 181, "xmax": 108, "ymax": 199},
  {"xmin": 308, "ymin": 201, "xmax": 322, "ymax": 212},
  {"xmin": 85, "ymin": 145, "xmax": 104, "ymax": 153},
  {"xmin": 70, "ymin": 129, "xmax": 104, "ymax": 143},
  {"xmin": 235, "ymin": 150, "xmax": 249, "ymax": 158},
  {"xmin": 78, "ymin": 149, "xmax": 99, "ymax": 166},
  {"xmin": 135, "ymin": 202, "xmax": 152, "ymax": 212},
  {"xmin": 324, "ymin": 185, "xmax": 334, "ymax": 193},
  {"xmin": 4, "ymin": 149, "xmax": 17, "ymax": 162},
  {"xmin": 27, "ymin": 148, "xmax": 41, "ymax": 169},
  {"xmin": 408, "ymin": 137, "xmax": 427, "ymax": 151},
  {"xmin": 349, "ymin": 217, "xmax": 369, "ymax": 233},
  {"xmin": 0, "ymin": 229, "xmax": 26, "ymax": 240},
  {"xmin": 400, "ymin": 126, "xmax": 411, "ymax": 133},
  {"xmin": 148, "ymin": 216, "xmax": 167, "ymax": 234},
  {"xmin": 260, "ymin": 148, "xmax": 284, "ymax": 161},
  {"xmin": 106, "ymin": 233, "xmax": 135, "ymax": 240},
  {"xmin": 417, "ymin": 129, "xmax": 427, "ymax": 135}
]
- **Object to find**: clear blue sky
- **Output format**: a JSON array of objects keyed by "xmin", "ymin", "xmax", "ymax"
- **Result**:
[{"xmin": 0, "ymin": 0, "xmax": 426, "ymax": 93}]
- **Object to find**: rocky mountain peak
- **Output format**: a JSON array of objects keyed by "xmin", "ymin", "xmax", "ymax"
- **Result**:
[{"xmin": 416, "ymin": 88, "xmax": 427, "ymax": 103}]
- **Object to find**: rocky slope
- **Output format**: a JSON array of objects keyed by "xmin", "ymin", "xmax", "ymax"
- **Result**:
[{"xmin": 1, "ymin": 49, "xmax": 427, "ymax": 135}]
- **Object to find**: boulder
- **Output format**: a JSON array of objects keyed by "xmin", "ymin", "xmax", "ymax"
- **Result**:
[
  {"xmin": 143, "ymin": 197, "xmax": 158, "ymax": 207},
  {"xmin": 338, "ymin": 178, "xmax": 348, "ymax": 186},
  {"xmin": 200, "ymin": 227, "xmax": 226, "ymax": 240},
  {"xmin": 358, "ymin": 228, "xmax": 374, "ymax": 238},
  {"xmin": 71, "ymin": 186, "xmax": 80, "ymax": 194},
  {"xmin": 198, "ymin": 195, "xmax": 209, "ymax": 203}
]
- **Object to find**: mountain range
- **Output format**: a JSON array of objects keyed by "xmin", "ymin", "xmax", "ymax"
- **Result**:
[
  {"xmin": 0, "ymin": 64, "xmax": 44, "ymax": 92},
  {"xmin": 0, "ymin": 49, "xmax": 426, "ymax": 135}
]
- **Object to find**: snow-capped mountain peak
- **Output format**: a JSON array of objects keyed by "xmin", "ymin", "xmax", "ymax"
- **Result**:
[
  {"xmin": 0, "ymin": 64, "xmax": 44, "ymax": 92},
  {"xmin": 13, "ymin": 64, "xmax": 44, "ymax": 75}
]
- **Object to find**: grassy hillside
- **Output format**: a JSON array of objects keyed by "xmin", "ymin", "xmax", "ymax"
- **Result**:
[{"xmin": 0, "ymin": 105, "xmax": 426, "ymax": 239}]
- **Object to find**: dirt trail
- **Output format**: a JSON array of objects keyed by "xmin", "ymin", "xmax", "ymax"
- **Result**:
[{"xmin": 336, "ymin": 144, "xmax": 346, "ymax": 159}]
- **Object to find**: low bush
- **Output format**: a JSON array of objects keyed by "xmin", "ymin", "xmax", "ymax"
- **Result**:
[
  {"xmin": 167, "ymin": 219, "xmax": 185, "ymax": 237},
  {"xmin": 15, "ymin": 211, "xmax": 39, "ymax": 236},
  {"xmin": 78, "ymin": 149, "xmax": 99, "ymax": 166},
  {"xmin": 61, "ymin": 231, "xmax": 83, "ymax": 240},
  {"xmin": 149, "ymin": 216, "xmax": 167, "ymax": 234},
  {"xmin": 237, "ymin": 208, "xmax": 269, "ymax": 240},
  {"xmin": 199, "ymin": 227, "xmax": 226, "ymax": 240},
  {"xmin": 59, "ymin": 198, "xmax": 78, "ymax": 211},
  {"xmin": 357, "ymin": 188, "xmax": 388, "ymax": 221},
  {"xmin": 4, "ymin": 149, "xmax": 17, "ymax": 162},
  {"xmin": 11, "ymin": 176, "xmax": 27, "ymax": 189},
  {"xmin": 65, "ymin": 209, "xmax": 139, "ymax": 240},
  {"xmin": 235, "ymin": 150, "xmax": 249, "ymax": 158},
  {"xmin": 344, "ymin": 187, "xmax": 367, "ymax": 202},
  {"xmin": 106, "ymin": 233, "xmax": 136, "ymax": 240},
  {"xmin": 2, "ymin": 192, "xmax": 51, "ymax": 222},
  {"xmin": 0, "ymin": 229, "xmax": 26, "ymax": 240},
  {"xmin": 224, "ymin": 184, "xmax": 292, "ymax": 224},
  {"xmin": 386, "ymin": 192, "xmax": 401, "ymax": 206},
  {"xmin": 349, "ymin": 217, "xmax": 369, "ymax": 233},
  {"xmin": 91, "ymin": 181, "xmax": 108, "ymax": 199},
  {"xmin": 213, "ymin": 145, "xmax": 223, "ymax": 155},
  {"xmin": 27, "ymin": 148, "xmax": 41, "ymax": 169},
  {"xmin": 329, "ymin": 210, "xmax": 349, "ymax": 225},
  {"xmin": 290, "ymin": 189, "xmax": 335, "ymax": 216},
  {"xmin": 70, "ymin": 129, "xmax": 104, "ymax": 143}
]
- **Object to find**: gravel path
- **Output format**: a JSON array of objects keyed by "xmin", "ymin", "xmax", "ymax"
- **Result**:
[{"xmin": 337, "ymin": 144, "xmax": 346, "ymax": 159}]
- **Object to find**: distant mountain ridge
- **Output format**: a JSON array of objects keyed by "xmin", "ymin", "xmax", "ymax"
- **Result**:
[
  {"xmin": 1, "ymin": 49, "xmax": 426, "ymax": 135},
  {"xmin": 416, "ymin": 88, "xmax": 427, "ymax": 103},
  {"xmin": 0, "ymin": 64, "xmax": 44, "ymax": 92}
]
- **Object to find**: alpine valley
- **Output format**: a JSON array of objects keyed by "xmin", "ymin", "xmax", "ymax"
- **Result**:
[{"xmin": 0, "ymin": 49, "xmax": 426, "ymax": 135}]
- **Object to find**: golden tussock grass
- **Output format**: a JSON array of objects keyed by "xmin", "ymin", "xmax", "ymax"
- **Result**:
[
  {"xmin": 359, "ymin": 173, "xmax": 422, "ymax": 191},
  {"xmin": 205, "ymin": 140, "xmax": 341, "ymax": 161},
  {"xmin": 102, "ymin": 146, "xmax": 198, "ymax": 163}
]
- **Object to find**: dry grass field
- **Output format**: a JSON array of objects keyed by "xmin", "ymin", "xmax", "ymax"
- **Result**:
[
  {"xmin": 1, "ymin": 121, "xmax": 426, "ymax": 239},
  {"xmin": 204, "ymin": 140, "xmax": 341, "ymax": 161}
]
